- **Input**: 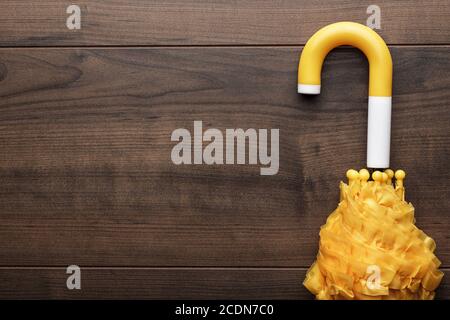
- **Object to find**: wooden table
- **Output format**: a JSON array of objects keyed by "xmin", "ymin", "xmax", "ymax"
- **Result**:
[{"xmin": 0, "ymin": 0, "xmax": 449, "ymax": 299}]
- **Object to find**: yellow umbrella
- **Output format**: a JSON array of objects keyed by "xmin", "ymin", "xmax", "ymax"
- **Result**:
[{"xmin": 298, "ymin": 22, "xmax": 443, "ymax": 300}]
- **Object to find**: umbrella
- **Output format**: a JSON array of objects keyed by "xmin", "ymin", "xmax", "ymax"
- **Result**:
[{"xmin": 298, "ymin": 22, "xmax": 443, "ymax": 299}]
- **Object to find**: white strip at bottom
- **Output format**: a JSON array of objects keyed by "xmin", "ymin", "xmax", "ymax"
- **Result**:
[{"xmin": 298, "ymin": 84, "xmax": 321, "ymax": 94}]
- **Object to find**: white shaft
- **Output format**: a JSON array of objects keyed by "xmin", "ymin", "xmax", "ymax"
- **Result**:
[{"xmin": 367, "ymin": 96, "xmax": 392, "ymax": 168}]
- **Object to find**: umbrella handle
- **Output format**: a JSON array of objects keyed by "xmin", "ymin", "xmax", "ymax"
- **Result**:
[{"xmin": 298, "ymin": 22, "xmax": 393, "ymax": 168}]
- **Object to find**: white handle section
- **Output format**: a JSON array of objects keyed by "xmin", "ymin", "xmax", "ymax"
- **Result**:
[
  {"xmin": 367, "ymin": 96, "xmax": 392, "ymax": 168},
  {"xmin": 298, "ymin": 84, "xmax": 321, "ymax": 95}
]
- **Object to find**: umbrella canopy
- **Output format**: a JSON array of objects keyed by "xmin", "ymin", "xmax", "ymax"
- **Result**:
[{"xmin": 304, "ymin": 169, "xmax": 443, "ymax": 299}]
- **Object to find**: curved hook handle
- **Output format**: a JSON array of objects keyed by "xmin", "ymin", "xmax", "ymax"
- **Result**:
[{"xmin": 298, "ymin": 22, "xmax": 393, "ymax": 168}]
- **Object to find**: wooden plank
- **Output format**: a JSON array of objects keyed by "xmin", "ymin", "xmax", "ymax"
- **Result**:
[
  {"xmin": 0, "ymin": 1, "xmax": 449, "ymax": 46},
  {"xmin": 0, "ymin": 47, "xmax": 449, "ymax": 267},
  {"xmin": 0, "ymin": 267, "xmax": 448, "ymax": 299}
]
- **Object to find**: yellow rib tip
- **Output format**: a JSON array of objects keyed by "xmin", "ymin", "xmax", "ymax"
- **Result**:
[
  {"xmin": 372, "ymin": 170, "xmax": 383, "ymax": 182},
  {"xmin": 359, "ymin": 169, "xmax": 370, "ymax": 182},
  {"xmin": 395, "ymin": 170, "xmax": 406, "ymax": 180},
  {"xmin": 384, "ymin": 169, "xmax": 394, "ymax": 178},
  {"xmin": 384, "ymin": 169, "xmax": 394, "ymax": 184},
  {"xmin": 346, "ymin": 169, "xmax": 359, "ymax": 182}
]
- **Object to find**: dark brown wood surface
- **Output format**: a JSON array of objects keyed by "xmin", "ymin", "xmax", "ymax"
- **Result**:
[
  {"xmin": 0, "ymin": 267, "xmax": 449, "ymax": 299},
  {"xmin": 0, "ymin": 1, "xmax": 449, "ymax": 299},
  {"xmin": 0, "ymin": 0, "xmax": 449, "ymax": 46}
]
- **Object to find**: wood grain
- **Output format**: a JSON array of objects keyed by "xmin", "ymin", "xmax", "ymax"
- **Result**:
[
  {"xmin": 0, "ymin": 268, "xmax": 448, "ymax": 299},
  {"xmin": 0, "ymin": 47, "xmax": 449, "ymax": 270},
  {"xmin": 0, "ymin": 0, "xmax": 449, "ymax": 46}
]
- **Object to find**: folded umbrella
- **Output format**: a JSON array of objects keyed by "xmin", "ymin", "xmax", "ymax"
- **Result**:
[{"xmin": 298, "ymin": 22, "xmax": 443, "ymax": 300}]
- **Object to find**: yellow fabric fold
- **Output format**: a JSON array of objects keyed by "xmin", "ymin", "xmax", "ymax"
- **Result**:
[{"xmin": 304, "ymin": 171, "xmax": 443, "ymax": 300}]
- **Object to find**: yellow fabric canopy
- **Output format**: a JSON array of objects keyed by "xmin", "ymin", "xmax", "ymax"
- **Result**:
[{"xmin": 304, "ymin": 169, "xmax": 443, "ymax": 300}]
